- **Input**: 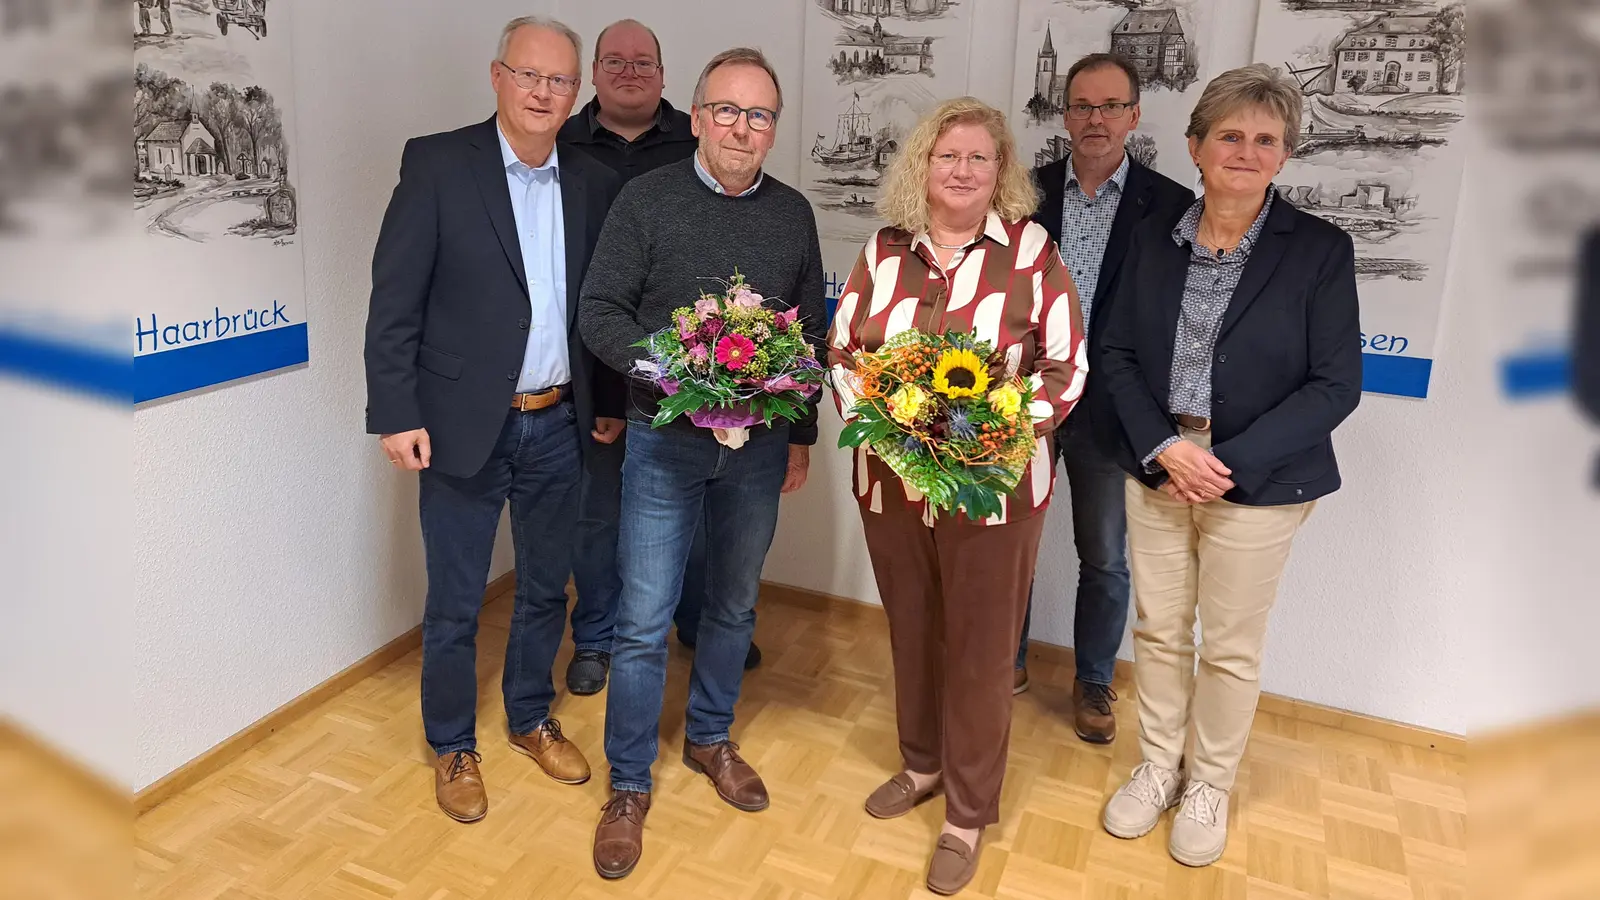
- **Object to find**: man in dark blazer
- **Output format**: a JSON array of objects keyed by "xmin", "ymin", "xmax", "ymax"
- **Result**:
[
  {"xmin": 362, "ymin": 15, "xmax": 622, "ymax": 826},
  {"xmin": 1021, "ymin": 52, "xmax": 1194, "ymax": 744}
]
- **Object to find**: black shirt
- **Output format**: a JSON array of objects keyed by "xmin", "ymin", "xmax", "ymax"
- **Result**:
[{"xmin": 558, "ymin": 96, "xmax": 697, "ymax": 183}]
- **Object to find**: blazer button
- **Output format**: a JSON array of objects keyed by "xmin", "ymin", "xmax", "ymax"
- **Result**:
[
  {"xmin": 506, "ymin": 372, "xmax": 517, "ymax": 381},
  {"xmin": 519, "ymin": 318, "xmax": 530, "ymax": 330},
  {"xmin": 1218, "ymin": 353, "xmax": 1227, "ymax": 363},
  {"xmin": 1215, "ymin": 395, "xmax": 1226, "ymax": 404}
]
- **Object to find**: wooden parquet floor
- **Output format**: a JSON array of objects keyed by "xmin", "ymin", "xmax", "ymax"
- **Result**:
[{"xmin": 135, "ymin": 585, "xmax": 1472, "ymax": 900}]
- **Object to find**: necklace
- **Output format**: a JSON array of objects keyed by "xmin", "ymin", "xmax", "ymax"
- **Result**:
[{"xmin": 929, "ymin": 221, "xmax": 982, "ymax": 250}]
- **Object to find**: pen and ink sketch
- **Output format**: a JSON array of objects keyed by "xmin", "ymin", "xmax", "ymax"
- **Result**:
[
  {"xmin": 802, "ymin": 0, "xmax": 973, "ymax": 244},
  {"xmin": 1010, "ymin": 0, "xmax": 1213, "ymax": 191},
  {"xmin": 1254, "ymin": 0, "xmax": 1469, "ymax": 377},
  {"xmin": 1479, "ymin": 0, "xmax": 1600, "ymax": 153},
  {"xmin": 132, "ymin": 0, "xmax": 296, "ymax": 243}
]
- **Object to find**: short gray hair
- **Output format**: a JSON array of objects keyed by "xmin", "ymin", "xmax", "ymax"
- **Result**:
[
  {"xmin": 595, "ymin": 18, "xmax": 662, "ymax": 65},
  {"xmin": 692, "ymin": 47, "xmax": 783, "ymax": 117},
  {"xmin": 496, "ymin": 15, "xmax": 582, "ymax": 66},
  {"xmin": 1185, "ymin": 63, "xmax": 1303, "ymax": 153}
]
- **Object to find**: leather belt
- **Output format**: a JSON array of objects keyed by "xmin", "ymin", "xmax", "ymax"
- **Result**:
[
  {"xmin": 511, "ymin": 383, "xmax": 567, "ymax": 412},
  {"xmin": 1174, "ymin": 413, "xmax": 1211, "ymax": 432}
]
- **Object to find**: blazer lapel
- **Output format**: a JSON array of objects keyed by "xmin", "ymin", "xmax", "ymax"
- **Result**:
[
  {"xmin": 467, "ymin": 117, "xmax": 529, "ymax": 297},
  {"xmin": 559, "ymin": 159, "xmax": 588, "ymax": 328},
  {"xmin": 1095, "ymin": 171, "xmax": 1152, "ymax": 307},
  {"xmin": 1218, "ymin": 197, "xmax": 1294, "ymax": 340},
  {"xmin": 1153, "ymin": 234, "xmax": 1188, "ymax": 401}
]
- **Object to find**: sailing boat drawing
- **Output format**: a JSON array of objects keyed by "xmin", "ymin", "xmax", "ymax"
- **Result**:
[{"xmin": 812, "ymin": 92, "xmax": 899, "ymax": 169}]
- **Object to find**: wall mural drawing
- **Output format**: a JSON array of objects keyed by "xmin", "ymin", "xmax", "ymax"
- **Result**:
[
  {"xmin": 1255, "ymin": 0, "xmax": 1467, "ymax": 396},
  {"xmin": 131, "ymin": 0, "xmax": 308, "ymax": 402},
  {"xmin": 802, "ymin": 0, "xmax": 974, "ymax": 245}
]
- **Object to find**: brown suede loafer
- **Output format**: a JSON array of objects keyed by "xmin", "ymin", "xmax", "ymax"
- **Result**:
[
  {"xmin": 509, "ymin": 719, "xmax": 590, "ymax": 785},
  {"xmin": 683, "ymin": 739, "xmax": 769, "ymax": 812},
  {"xmin": 433, "ymin": 750, "xmax": 487, "ymax": 823},
  {"xmin": 864, "ymin": 771, "xmax": 943, "ymax": 819},
  {"xmin": 926, "ymin": 829, "xmax": 983, "ymax": 896},
  {"xmin": 593, "ymin": 789, "xmax": 650, "ymax": 879}
]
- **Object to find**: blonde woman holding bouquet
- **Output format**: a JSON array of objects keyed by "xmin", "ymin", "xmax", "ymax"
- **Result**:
[{"xmin": 825, "ymin": 97, "xmax": 1088, "ymax": 896}]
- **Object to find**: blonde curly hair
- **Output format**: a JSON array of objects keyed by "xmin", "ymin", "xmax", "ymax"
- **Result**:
[{"xmin": 876, "ymin": 97, "xmax": 1039, "ymax": 235}]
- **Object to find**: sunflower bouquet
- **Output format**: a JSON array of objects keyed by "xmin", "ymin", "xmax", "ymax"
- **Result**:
[
  {"xmin": 836, "ymin": 329, "xmax": 1040, "ymax": 520},
  {"xmin": 630, "ymin": 270, "xmax": 823, "ymax": 445}
]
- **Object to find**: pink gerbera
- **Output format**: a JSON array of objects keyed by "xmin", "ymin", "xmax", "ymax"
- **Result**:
[{"xmin": 715, "ymin": 334, "xmax": 757, "ymax": 370}]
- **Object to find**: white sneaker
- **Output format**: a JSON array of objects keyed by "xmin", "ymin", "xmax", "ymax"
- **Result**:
[
  {"xmin": 1169, "ymin": 780, "xmax": 1229, "ymax": 866},
  {"xmin": 1102, "ymin": 761, "xmax": 1184, "ymax": 839}
]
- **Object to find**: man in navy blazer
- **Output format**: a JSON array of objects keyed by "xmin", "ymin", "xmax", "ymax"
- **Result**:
[
  {"xmin": 1021, "ymin": 53, "xmax": 1194, "ymax": 745},
  {"xmin": 362, "ymin": 16, "xmax": 622, "ymax": 825}
]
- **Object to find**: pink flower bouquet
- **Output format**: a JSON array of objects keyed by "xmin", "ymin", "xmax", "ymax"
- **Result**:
[{"xmin": 631, "ymin": 270, "xmax": 823, "ymax": 434}]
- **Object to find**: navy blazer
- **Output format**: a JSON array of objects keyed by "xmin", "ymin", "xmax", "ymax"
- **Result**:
[
  {"xmin": 1576, "ymin": 226, "xmax": 1600, "ymax": 428},
  {"xmin": 1099, "ymin": 192, "xmax": 1363, "ymax": 506},
  {"xmin": 363, "ymin": 115, "xmax": 623, "ymax": 479},
  {"xmin": 1031, "ymin": 157, "xmax": 1194, "ymax": 452}
]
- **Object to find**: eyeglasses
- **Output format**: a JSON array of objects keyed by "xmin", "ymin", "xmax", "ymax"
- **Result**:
[
  {"xmin": 701, "ymin": 102, "xmax": 777, "ymax": 132},
  {"xmin": 496, "ymin": 61, "xmax": 579, "ymax": 95},
  {"xmin": 929, "ymin": 152, "xmax": 997, "ymax": 172},
  {"xmin": 599, "ymin": 57, "xmax": 660, "ymax": 77},
  {"xmin": 1066, "ymin": 101, "xmax": 1133, "ymax": 120}
]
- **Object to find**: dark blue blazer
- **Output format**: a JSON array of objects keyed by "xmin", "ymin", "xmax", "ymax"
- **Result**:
[
  {"xmin": 363, "ymin": 115, "xmax": 623, "ymax": 478},
  {"xmin": 1576, "ymin": 226, "xmax": 1600, "ymax": 428},
  {"xmin": 1031, "ymin": 158, "xmax": 1194, "ymax": 454},
  {"xmin": 1099, "ymin": 192, "xmax": 1363, "ymax": 505}
]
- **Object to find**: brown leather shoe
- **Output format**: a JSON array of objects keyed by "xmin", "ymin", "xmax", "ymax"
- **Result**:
[
  {"xmin": 433, "ymin": 750, "xmax": 487, "ymax": 823},
  {"xmin": 509, "ymin": 719, "xmax": 590, "ymax": 784},
  {"xmin": 1073, "ymin": 680, "xmax": 1118, "ymax": 744},
  {"xmin": 682, "ymin": 739, "xmax": 769, "ymax": 812},
  {"xmin": 864, "ymin": 771, "xmax": 943, "ymax": 819},
  {"xmin": 926, "ymin": 829, "xmax": 983, "ymax": 895},
  {"xmin": 1013, "ymin": 666, "xmax": 1030, "ymax": 695},
  {"xmin": 593, "ymin": 789, "xmax": 650, "ymax": 879}
]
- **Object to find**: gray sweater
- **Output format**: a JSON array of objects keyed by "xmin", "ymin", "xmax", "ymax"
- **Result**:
[{"xmin": 578, "ymin": 156, "xmax": 826, "ymax": 445}]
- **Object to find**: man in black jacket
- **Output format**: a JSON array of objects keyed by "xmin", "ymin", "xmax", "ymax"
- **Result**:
[
  {"xmin": 1022, "ymin": 53, "xmax": 1194, "ymax": 744},
  {"xmin": 362, "ymin": 16, "xmax": 622, "ymax": 825}
]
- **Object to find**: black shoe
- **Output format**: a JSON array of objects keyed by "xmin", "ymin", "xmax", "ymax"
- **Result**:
[
  {"xmin": 566, "ymin": 649, "xmax": 610, "ymax": 696},
  {"xmin": 744, "ymin": 643, "xmax": 762, "ymax": 670}
]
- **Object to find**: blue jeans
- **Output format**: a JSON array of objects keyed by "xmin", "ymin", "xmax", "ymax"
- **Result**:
[
  {"xmin": 1015, "ymin": 415, "xmax": 1130, "ymax": 686},
  {"xmin": 571, "ymin": 431, "xmax": 715, "ymax": 651},
  {"xmin": 419, "ymin": 403, "xmax": 580, "ymax": 755},
  {"xmin": 604, "ymin": 422, "xmax": 788, "ymax": 793}
]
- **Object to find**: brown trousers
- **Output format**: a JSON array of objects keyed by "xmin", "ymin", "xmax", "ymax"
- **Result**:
[{"xmin": 859, "ymin": 500, "xmax": 1044, "ymax": 828}]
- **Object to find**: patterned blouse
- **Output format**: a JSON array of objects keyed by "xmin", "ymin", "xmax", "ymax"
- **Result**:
[{"xmin": 826, "ymin": 212, "xmax": 1088, "ymax": 526}]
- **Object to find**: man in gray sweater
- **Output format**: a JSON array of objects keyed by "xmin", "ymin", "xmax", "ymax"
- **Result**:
[{"xmin": 578, "ymin": 47, "xmax": 824, "ymax": 880}]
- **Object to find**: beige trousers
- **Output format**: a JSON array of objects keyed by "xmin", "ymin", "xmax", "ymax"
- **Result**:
[{"xmin": 1124, "ymin": 430, "xmax": 1314, "ymax": 791}]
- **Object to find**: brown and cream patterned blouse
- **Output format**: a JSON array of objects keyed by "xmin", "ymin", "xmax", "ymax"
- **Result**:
[{"xmin": 826, "ymin": 212, "xmax": 1088, "ymax": 526}]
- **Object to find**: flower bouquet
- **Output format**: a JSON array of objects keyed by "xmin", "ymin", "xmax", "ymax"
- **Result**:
[
  {"xmin": 836, "ymin": 329, "xmax": 1040, "ymax": 520},
  {"xmin": 630, "ymin": 270, "xmax": 823, "ymax": 448}
]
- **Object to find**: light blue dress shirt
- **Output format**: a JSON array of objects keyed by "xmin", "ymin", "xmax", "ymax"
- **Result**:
[
  {"xmin": 693, "ymin": 150, "xmax": 763, "ymax": 196},
  {"xmin": 497, "ymin": 122, "xmax": 569, "ymax": 393}
]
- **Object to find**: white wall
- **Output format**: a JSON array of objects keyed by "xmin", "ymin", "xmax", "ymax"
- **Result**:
[{"xmin": 131, "ymin": 0, "xmax": 1599, "ymax": 790}]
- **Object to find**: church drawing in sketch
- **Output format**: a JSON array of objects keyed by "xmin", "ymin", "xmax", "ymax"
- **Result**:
[
  {"xmin": 817, "ymin": 0, "xmax": 957, "ymax": 20},
  {"xmin": 828, "ymin": 18, "xmax": 938, "ymax": 83},
  {"xmin": 1025, "ymin": 7, "xmax": 1198, "ymax": 124},
  {"xmin": 132, "ymin": 0, "xmax": 297, "ymax": 242}
]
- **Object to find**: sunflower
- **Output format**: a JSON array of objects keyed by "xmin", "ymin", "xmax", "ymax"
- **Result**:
[{"xmin": 931, "ymin": 349, "xmax": 990, "ymax": 399}]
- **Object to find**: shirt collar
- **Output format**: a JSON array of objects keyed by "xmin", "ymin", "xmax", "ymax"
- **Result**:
[
  {"xmin": 1065, "ymin": 151, "xmax": 1129, "ymax": 195},
  {"xmin": 693, "ymin": 150, "xmax": 763, "ymax": 197},
  {"xmin": 583, "ymin": 96, "xmax": 676, "ymax": 139},
  {"xmin": 910, "ymin": 211, "xmax": 1011, "ymax": 255},
  {"xmin": 1173, "ymin": 186, "xmax": 1276, "ymax": 257},
  {"xmin": 497, "ymin": 120, "xmax": 560, "ymax": 178}
]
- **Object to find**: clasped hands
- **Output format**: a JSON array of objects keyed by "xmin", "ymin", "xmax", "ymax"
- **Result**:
[{"xmin": 1156, "ymin": 439, "xmax": 1234, "ymax": 504}]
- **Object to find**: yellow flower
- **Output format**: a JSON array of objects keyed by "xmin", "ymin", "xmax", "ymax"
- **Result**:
[
  {"xmin": 987, "ymin": 384, "xmax": 1022, "ymax": 419},
  {"xmin": 932, "ymin": 349, "xmax": 990, "ymax": 399},
  {"xmin": 888, "ymin": 384, "xmax": 928, "ymax": 425}
]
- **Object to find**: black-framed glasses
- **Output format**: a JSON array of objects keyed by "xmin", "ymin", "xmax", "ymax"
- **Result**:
[
  {"xmin": 1066, "ymin": 101, "xmax": 1133, "ymax": 120},
  {"xmin": 701, "ymin": 102, "xmax": 777, "ymax": 132},
  {"xmin": 496, "ymin": 61, "xmax": 579, "ymax": 95},
  {"xmin": 599, "ymin": 57, "xmax": 660, "ymax": 77}
]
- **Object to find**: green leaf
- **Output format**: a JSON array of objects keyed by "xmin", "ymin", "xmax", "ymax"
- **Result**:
[{"xmin": 838, "ymin": 419, "xmax": 878, "ymax": 449}]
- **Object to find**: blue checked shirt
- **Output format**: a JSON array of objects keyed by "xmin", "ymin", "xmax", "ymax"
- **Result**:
[{"xmin": 1058, "ymin": 152, "xmax": 1129, "ymax": 331}]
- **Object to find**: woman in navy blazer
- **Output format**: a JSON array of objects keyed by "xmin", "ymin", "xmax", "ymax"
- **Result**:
[{"xmin": 1094, "ymin": 64, "xmax": 1362, "ymax": 868}]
